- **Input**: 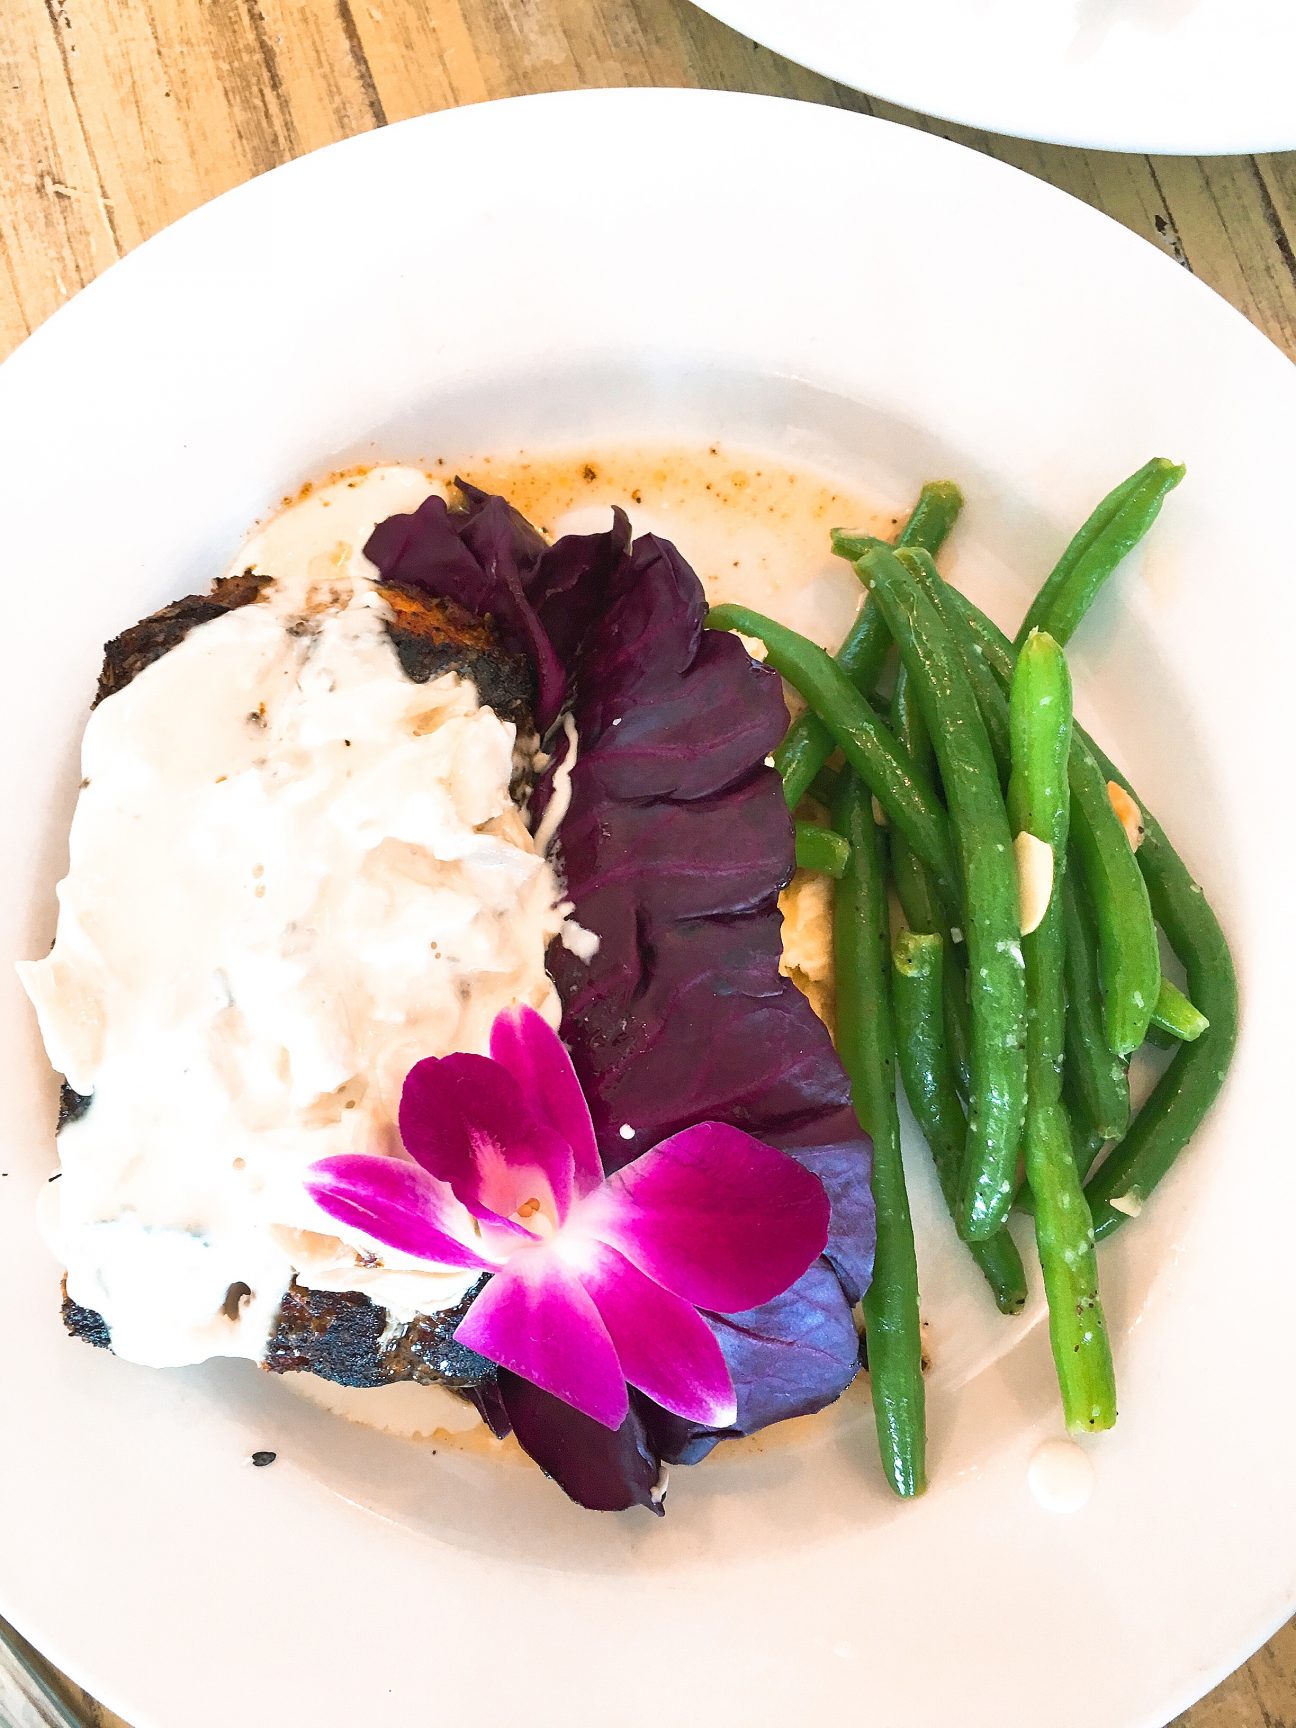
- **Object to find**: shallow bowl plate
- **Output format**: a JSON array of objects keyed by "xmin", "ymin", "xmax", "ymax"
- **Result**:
[{"xmin": 0, "ymin": 89, "xmax": 1293, "ymax": 1728}]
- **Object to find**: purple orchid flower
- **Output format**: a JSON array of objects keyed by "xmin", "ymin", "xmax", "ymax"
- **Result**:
[{"xmin": 305, "ymin": 1006, "xmax": 831, "ymax": 1432}]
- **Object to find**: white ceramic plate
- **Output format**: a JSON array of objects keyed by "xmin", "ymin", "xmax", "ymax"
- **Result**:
[
  {"xmin": 2, "ymin": 89, "xmax": 1294, "ymax": 1728},
  {"xmin": 691, "ymin": 0, "xmax": 1296, "ymax": 153}
]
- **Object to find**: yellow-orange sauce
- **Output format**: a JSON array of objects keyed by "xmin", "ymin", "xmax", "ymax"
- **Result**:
[
  {"xmin": 457, "ymin": 444, "xmax": 895, "ymax": 653},
  {"xmin": 294, "ymin": 443, "xmax": 897, "ymax": 656}
]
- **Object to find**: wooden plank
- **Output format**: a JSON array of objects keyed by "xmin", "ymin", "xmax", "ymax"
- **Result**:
[
  {"xmin": 0, "ymin": 1616, "xmax": 118, "ymax": 1728},
  {"xmin": 1171, "ymin": 1616, "xmax": 1296, "ymax": 1728},
  {"xmin": 342, "ymin": 1, "xmax": 487, "ymax": 120},
  {"xmin": 0, "ymin": 5, "xmax": 1292, "ymax": 1726},
  {"xmin": 0, "ymin": 0, "xmax": 120, "ymax": 354},
  {"xmin": 1155, "ymin": 153, "xmax": 1296, "ymax": 355}
]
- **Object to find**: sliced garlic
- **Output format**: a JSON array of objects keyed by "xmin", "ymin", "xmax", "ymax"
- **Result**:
[
  {"xmin": 1014, "ymin": 831, "xmax": 1055, "ymax": 936},
  {"xmin": 1108, "ymin": 1190, "xmax": 1144, "ymax": 1218},
  {"xmin": 871, "ymin": 795, "xmax": 887, "ymax": 828},
  {"xmin": 1106, "ymin": 781, "xmax": 1145, "ymax": 851}
]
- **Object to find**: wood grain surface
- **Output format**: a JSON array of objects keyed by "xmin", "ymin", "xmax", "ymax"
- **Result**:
[{"xmin": 0, "ymin": 3, "xmax": 1292, "ymax": 1726}]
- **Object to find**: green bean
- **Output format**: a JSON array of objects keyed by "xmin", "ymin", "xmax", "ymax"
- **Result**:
[
  {"xmin": 946, "ymin": 589, "xmax": 1016, "ymax": 686},
  {"xmin": 775, "ymin": 642, "xmax": 888, "ymax": 810},
  {"xmin": 1008, "ymin": 630, "xmax": 1117, "ymax": 1434},
  {"xmin": 779, "ymin": 483, "xmax": 965, "ymax": 809},
  {"xmin": 898, "ymin": 547, "xmax": 1011, "ymax": 780},
  {"xmin": 1015, "ymin": 458, "xmax": 1185, "ymax": 649},
  {"xmin": 830, "ymin": 479, "xmax": 964, "ymax": 568},
  {"xmin": 778, "ymin": 732, "xmax": 837, "ymax": 816},
  {"xmin": 806, "ymin": 764, "xmax": 842, "ymax": 808},
  {"xmin": 706, "ymin": 604, "xmax": 960, "ymax": 907},
  {"xmin": 832, "ymin": 772, "xmax": 926, "ymax": 1497},
  {"xmin": 1015, "ymin": 1114, "xmax": 1107, "ymax": 1213},
  {"xmin": 1007, "ymin": 630, "xmax": 1072, "ymax": 1070},
  {"xmin": 899, "ymin": 481, "xmax": 965, "ymax": 554},
  {"xmin": 1083, "ymin": 746, "xmax": 1238, "ymax": 1238},
  {"xmin": 891, "ymin": 930, "xmax": 1027, "ymax": 1315},
  {"xmin": 1076, "ymin": 1126, "xmax": 1109, "ymax": 1181},
  {"xmin": 944, "ymin": 587, "xmax": 1162, "ymax": 1056},
  {"xmin": 855, "ymin": 545, "xmax": 1027, "ymax": 1243},
  {"xmin": 1029, "ymin": 1104, "xmax": 1118, "ymax": 1431},
  {"xmin": 1061, "ymin": 874, "xmax": 1131, "ymax": 1142},
  {"xmin": 890, "ymin": 670, "xmax": 973, "ymax": 1101},
  {"xmin": 887, "ymin": 554, "xmax": 1020, "ymax": 1097},
  {"xmin": 1068, "ymin": 734, "xmax": 1161, "ymax": 1054},
  {"xmin": 794, "ymin": 821, "xmax": 850, "ymax": 879},
  {"xmin": 1150, "ymin": 978, "xmax": 1210, "ymax": 1043}
]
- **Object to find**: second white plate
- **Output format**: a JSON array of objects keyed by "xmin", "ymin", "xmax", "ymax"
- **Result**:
[{"xmin": 690, "ymin": 0, "xmax": 1296, "ymax": 153}]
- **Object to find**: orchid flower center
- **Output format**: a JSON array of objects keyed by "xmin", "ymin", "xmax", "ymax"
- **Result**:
[{"xmin": 510, "ymin": 1194, "xmax": 557, "ymax": 1239}]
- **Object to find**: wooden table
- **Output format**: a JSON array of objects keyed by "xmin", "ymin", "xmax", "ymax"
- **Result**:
[{"xmin": 0, "ymin": 3, "xmax": 1292, "ymax": 1724}]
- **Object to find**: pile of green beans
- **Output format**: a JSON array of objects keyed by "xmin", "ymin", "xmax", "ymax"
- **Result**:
[{"xmin": 707, "ymin": 458, "xmax": 1237, "ymax": 1493}]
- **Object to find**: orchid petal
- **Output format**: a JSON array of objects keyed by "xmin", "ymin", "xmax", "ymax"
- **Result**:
[
  {"xmin": 587, "ymin": 1121, "xmax": 830, "ymax": 1313},
  {"xmin": 489, "ymin": 1005, "xmax": 602, "ymax": 1198},
  {"xmin": 454, "ymin": 1254, "xmax": 629, "ymax": 1430},
  {"xmin": 400, "ymin": 1052, "xmax": 575, "ymax": 1224},
  {"xmin": 497, "ymin": 1371, "xmax": 662, "ymax": 1514},
  {"xmin": 305, "ymin": 1155, "xmax": 492, "ymax": 1271},
  {"xmin": 578, "ymin": 1241, "xmax": 736, "ymax": 1426}
]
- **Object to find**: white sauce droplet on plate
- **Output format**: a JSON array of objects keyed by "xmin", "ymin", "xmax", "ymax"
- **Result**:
[{"xmin": 1028, "ymin": 1438, "xmax": 1094, "ymax": 1513}]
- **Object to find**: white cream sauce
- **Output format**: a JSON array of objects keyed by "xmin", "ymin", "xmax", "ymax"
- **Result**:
[
  {"xmin": 19, "ymin": 466, "xmax": 571, "ymax": 1370},
  {"xmin": 531, "ymin": 712, "xmax": 580, "ymax": 859},
  {"xmin": 1027, "ymin": 1438, "xmax": 1095, "ymax": 1513}
]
